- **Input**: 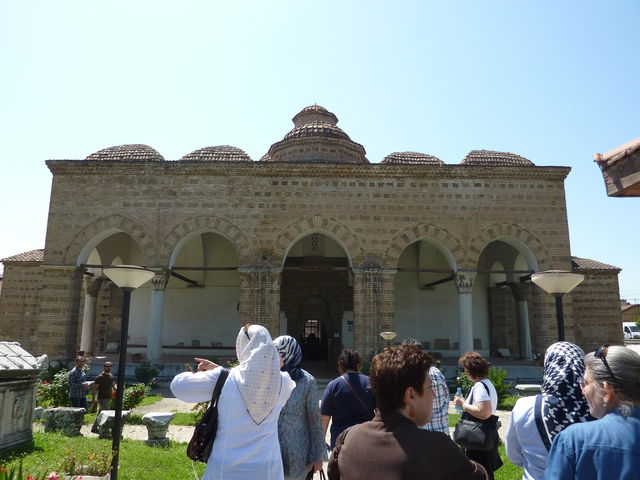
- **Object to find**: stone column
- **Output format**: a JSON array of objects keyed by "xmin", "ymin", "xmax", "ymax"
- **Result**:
[
  {"xmin": 352, "ymin": 256, "xmax": 396, "ymax": 356},
  {"xmin": 80, "ymin": 277, "xmax": 104, "ymax": 355},
  {"xmin": 456, "ymin": 270, "xmax": 477, "ymax": 355},
  {"xmin": 147, "ymin": 272, "xmax": 169, "ymax": 362},
  {"xmin": 509, "ymin": 282, "xmax": 533, "ymax": 360},
  {"xmin": 238, "ymin": 257, "xmax": 282, "ymax": 336},
  {"xmin": 517, "ymin": 300, "xmax": 533, "ymax": 360}
]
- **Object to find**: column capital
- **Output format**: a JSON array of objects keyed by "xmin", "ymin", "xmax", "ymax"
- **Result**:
[
  {"xmin": 238, "ymin": 256, "xmax": 282, "ymax": 273},
  {"xmin": 151, "ymin": 271, "xmax": 170, "ymax": 291},
  {"xmin": 455, "ymin": 270, "xmax": 477, "ymax": 294},
  {"xmin": 84, "ymin": 277, "xmax": 105, "ymax": 297},
  {"xmin": 352, "ymin": 254, "xmax": 396, "ymax": 275}
]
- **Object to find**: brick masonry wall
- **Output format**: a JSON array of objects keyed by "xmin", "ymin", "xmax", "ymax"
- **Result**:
[
  {"xmin": 571, "ymin": 270, "xmax": 624, "ymax": 351},
  {"xmin": 0, "ymin": 263, "xmax": 43, "ymax": 352},
  {"xmin": 3, "ymin": 160, "xmax": 608, "ymax": 358}
]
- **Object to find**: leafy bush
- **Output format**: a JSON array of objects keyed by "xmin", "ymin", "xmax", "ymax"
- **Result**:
[
  {"xmin": 135, "ymin": 362, "xmax": 160, "ymax": 386},
  {"xmin": 488, "ymin": 366, "xmax": 512, "ymax": 402},
  {"xmin": 498, "ymin": 394, "xmax": 519, "ymax": 411},
  {"xmin": 37, "ymin": 370, "xmax": 70, "ymax": 408},
  {"xmin": 111, "ymin": 383, "xmax": 151, "ymax": 410},
  {"xmin": 40, "ymin": 360, "xmax": 69, "ymax": 383}
]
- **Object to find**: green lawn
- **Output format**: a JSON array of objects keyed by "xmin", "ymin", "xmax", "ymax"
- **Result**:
[
  {"xmin": 0, "ymin": 432, "xmax": 206, "ymax": 480},
  {"xmin": 3, "ymin": 414, "xmax": 522, "ymax": 480}
]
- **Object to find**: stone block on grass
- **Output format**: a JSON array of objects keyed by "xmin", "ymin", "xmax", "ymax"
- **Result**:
[
  {"xmin": 43, "ymin": 407, "xmax": 86, "ymax": 436},
  {"xmin": 142, "ymin": 411, "xmax": 176, "ymax": 446},
  {"xmin": 90, "ymin": 409, "xmax": 131, "ymax": 439}
]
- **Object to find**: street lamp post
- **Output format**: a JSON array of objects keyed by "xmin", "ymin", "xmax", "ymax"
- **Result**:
[
  {"xmin": 379, "ymin": 331, "xmax": 397, "ymax": 350},
  {"xmin": 531, "ymin": 270, "xmax": 584, "ymax": 342},
  {"xmin": 103, "ymin": 265, "xmax": 155, "ymax": 480}
]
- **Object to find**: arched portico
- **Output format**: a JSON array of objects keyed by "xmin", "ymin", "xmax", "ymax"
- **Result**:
[
  {"xmin": 74, "ymin": 228, "xmax": 148, "ymax": 355},
  {"xmin": 279, "ymin": 231, "xmax": 353, "ymax": 363},
  {"xmin": 394, "ymin": 237, "xmax": 459, "ymax": 355},
  {"xmin": 139, "ymin": 228, "xmax": 243, "ymax": 361},
  {"xmin": 475, "ymin": 234, "xmax": 539, "ymax": 359}
]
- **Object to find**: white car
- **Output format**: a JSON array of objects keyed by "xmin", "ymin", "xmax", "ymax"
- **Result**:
[{"xmin": 623, "ymin": 322, "xmax": 640, "ymax": 339}]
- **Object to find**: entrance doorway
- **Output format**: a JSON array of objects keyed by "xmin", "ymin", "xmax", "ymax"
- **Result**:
[{"xmin": 280, "ymin": 233, "xmax": 353, "ymax": 363}]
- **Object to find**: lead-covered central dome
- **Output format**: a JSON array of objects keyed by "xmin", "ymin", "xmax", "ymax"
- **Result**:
[{"xmin": 262, "ymin": 105, "xmax": 368, "ymax": 164}]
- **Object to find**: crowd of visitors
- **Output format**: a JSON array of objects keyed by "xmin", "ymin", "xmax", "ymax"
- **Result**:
[{"xmin": 165, "ymin": 327, "xmax": 640, "ymax": 480}]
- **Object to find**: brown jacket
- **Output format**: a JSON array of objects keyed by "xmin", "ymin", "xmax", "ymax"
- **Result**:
[{"xmin": 328, "ymin": 412, "xmax": 488, "ymax": 480}]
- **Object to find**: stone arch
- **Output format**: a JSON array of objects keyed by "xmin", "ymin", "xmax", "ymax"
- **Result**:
[
  {"xmin": 466, "ymin": 223, "xmax": 549, "ymax": 270},
  {"xmin": 384, "ymin": 223, "xmax": 463, "ymax": 269},
  {"xmin": 65, "ymin": 214, "xmax": 157, "ymax": 265},
  {"xmin": 161, "ymin": 216, "xmax": 253, "ymax": 266},
  {"xmin": 273, "ymin": 215, "xmax": 364, "ymax": 267}
]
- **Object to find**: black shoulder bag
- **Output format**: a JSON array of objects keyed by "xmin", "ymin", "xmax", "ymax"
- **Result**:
[
  {"xmin": 187, "ymin": 368, "xmax": 230, "ymax": 462},
  {"xmin": 453, "ymin": 380, "xmax": 499, "ymax": 452}
]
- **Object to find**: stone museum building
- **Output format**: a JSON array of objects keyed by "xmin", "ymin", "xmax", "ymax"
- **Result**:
[{"xmin": 0, "ymin": 105, "xmax": 623, "ymax": 365}]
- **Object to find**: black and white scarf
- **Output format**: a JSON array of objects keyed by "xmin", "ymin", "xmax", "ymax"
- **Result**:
[{"xmin": 535, "ymin": 341, "xmax": 591, "ymax": 449}]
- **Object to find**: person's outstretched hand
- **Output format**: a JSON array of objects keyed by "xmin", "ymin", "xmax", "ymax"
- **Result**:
[{"xmin": 194, "ymin": 357, "xmax": 219, "ymax": 371}]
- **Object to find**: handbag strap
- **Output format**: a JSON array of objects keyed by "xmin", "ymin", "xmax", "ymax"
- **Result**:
[
  {"xmin": 534, "ymin": 394, "xmax": 551, "ymax": 451},
  {"xmin": 209, "ymin": 368, "xmax": 230, "ymax": 406},
  {"xmin": 469, "ymin": 379, "xmax": 491, "ymax": 404},
  {"xmin": 339, "ymin": 375, "xmax": 373, "ymax": 417}
]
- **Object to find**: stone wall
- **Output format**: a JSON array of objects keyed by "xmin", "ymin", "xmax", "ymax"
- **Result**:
[
  {"xmin": 0, "ymin": 262, "xmax": 43, "ymax": 353},
  {"xmin": 572, "ymin": 269, "xmax": 624, "ymax": 351},
  {"xmin": 4, "ymin": 160, "xmax": 598, "ymax": 358}
]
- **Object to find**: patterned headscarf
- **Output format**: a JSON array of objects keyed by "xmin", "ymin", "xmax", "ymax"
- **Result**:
[
  {"xmin": 234, "ymin": 324, "xmax": 282, "ymax": 425},
  {"xmin": 274, "ymin": 335, "xmax": 304, "ymax": 381},
  {"xmin": 539, "ymin": 341, "xmax": 591, "ymax": 447}
]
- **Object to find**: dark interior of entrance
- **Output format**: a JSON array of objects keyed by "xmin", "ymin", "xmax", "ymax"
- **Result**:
[{"xmin": 280, "ymin": 255, "xmax": 352, "ymax": 363}]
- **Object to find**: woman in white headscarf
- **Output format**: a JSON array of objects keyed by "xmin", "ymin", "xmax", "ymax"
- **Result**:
[{"xmin": 171, "ymin": 324, "xmax": 296, "ymax": 480}]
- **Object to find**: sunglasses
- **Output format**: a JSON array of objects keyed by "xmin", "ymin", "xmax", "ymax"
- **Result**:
[{"xmin": 595, "ymin": 344, "xmax": 617, "ymax": 383}]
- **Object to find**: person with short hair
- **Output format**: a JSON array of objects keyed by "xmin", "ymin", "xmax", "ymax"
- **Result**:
[
  {"xmin": 68, "ymin": 356, "xmax": 89, "ymax": 409},
  {"xmin": 543, "ymin": 345, "xmax": 640, "ymax": 479},
  {"xmin": 321, "ymin": 349, "xmax": 375, "ymax": 448},
  {"xmin": 328, "ymin": 345, "xmax": 487, "ymax": 480},
  {"xmin": 402, "ymin": 338, "xmax": 450, "ymax": 435},
  {"xmin": 454, "ymin": 351, "xmax": 503, "ymax": 479},
  {"xmin": 92, "ymin": 361, "xmax": 115, "ymax": 412}
]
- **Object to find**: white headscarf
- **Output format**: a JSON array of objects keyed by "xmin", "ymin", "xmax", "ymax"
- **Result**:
[{"xmin": 233, "ymin": 324, "xmax": 282, "ymax": 425}]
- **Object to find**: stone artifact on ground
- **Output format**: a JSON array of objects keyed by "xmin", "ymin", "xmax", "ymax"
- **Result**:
[
  {"xmin": 0, "ymin": 342, "xmax": 42, "ymax": 450},
  {"xmin": 141, "ymin": 411, "xmax": 176, "ymax": 446},
  {"xmin": 43, "ymin": 407, "xmax": 86, "ymax": 437},
  {"xmin": 90, "ymin": 409, "xmax": 131, "ymax": 439}
]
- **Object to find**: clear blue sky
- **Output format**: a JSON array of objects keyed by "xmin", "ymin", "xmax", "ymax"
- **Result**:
[{"xmin": 1, "ymin": 1, "xmax": 638, "ymax": 301}]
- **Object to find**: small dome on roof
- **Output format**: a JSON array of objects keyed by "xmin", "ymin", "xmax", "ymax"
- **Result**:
[
  {"xmin": 292, "ymin": 105, "xmax": 338, "ymax": 127},
  {"xmin": 382, "ymin": 151, "xmax": 444, "ymax": 165},
  {"xmin": 85, "ymin": 144, "xmax": 164, "ymax": 161},
  {"xmin": 461, "ymin": 150, "xmax": 534, "ymax": 166},
  {"xmin": 264, "ymin": 105, "xmax": 368, "ymax": 164},
  {"xmin": 180, "ymin": 145, "xmax": 252, "ymax": 162},
  {"xmin": 284, "ymin": 121, "xmax": 351, "ymax": 141}
]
